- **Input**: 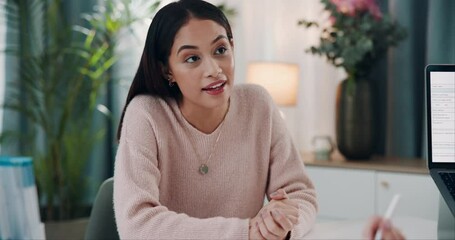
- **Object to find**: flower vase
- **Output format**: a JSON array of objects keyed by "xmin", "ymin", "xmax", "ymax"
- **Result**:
[{"xmin": 335, "ymin": 78, "xmax": 375, "ymax": 160}]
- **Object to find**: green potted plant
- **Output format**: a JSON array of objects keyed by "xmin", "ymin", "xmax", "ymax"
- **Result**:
[
  {"xmin": 298, "ymin": 0, "xmax": 406, "ymax": 159},
  {"xmin": 1, "ymin": 0, "xmax": 159, "ymax": 237}
]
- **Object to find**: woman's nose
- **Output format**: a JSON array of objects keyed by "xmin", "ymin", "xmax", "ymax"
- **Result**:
[{"xmin": 204, "ymin": 58, "xmax": 221, "ymax": 78}]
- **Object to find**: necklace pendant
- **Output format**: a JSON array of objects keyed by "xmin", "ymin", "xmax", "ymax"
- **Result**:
[{"xmin": 199, "ymin": 164, "xmax": 209, "ymax": 175}]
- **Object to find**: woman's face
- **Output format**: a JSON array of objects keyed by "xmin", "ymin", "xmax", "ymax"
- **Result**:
[{"xmin": 168, "ymin": 18, "xmax": 234, "ymax": 111}]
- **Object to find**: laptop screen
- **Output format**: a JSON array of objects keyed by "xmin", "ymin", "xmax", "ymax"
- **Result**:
[{"xmin": 426, "ymin": 65, "xmax": 455, "ymax": 166}]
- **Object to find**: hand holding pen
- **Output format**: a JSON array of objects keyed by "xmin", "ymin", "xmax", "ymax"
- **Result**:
[
  {"xmin": 364, "ymin": 216, "xmax": 405, "ymax": 240},
  {"xmin": 364, "ymin": 194, "xmax": 405, "ymax": 240}
]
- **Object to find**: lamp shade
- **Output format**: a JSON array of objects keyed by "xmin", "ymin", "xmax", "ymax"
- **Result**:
[{"xmin": 246, "ymin": 62, "xmax": 299, "ymax": 106}]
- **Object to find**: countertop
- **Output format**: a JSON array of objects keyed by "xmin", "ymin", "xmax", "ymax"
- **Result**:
[{"xmin": 302, "ymin": 151, "xmax": 429, "ymax": 174}]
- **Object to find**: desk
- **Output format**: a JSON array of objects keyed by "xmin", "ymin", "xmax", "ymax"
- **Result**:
[{"xmin": 304, "ymin": 217, "xmax": 437, "ymax": 239}]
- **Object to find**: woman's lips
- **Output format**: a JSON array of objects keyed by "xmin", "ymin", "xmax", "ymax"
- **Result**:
[
  {"xmin": 202, "ymin": 81, "xmax": 227, "ymax": 95},
  {"xmin": 202, "ymin": 80, "xmax": 227, "ymax": 90}
]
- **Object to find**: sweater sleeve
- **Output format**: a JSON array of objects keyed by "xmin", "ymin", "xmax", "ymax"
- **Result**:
[
  {"xmin": 113, "ymin": 99, "xmax": 249, "ymax": 239},
  {"xmin": 265, "ymin": 97, "xmax": 318, "ymax": 238}
]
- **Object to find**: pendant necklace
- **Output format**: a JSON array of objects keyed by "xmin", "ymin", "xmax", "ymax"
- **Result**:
[
  {"xmin": 198, "ymin": 121, "xmax": 224, "ymax": 175},
  {"xmin": 191, "ymin": 101, "xmax": 229, "ymax": 176}
]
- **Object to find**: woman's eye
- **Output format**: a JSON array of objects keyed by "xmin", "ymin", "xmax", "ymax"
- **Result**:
[
  {"xmin": 185, "ymin": 56, "xmax": 200, "ymax": 63},
  {"xmin": 215, "ymin": 46, "xmax": 227, "ymax": 55}
]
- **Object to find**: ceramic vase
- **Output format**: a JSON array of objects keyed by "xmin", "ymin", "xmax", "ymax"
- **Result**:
[{"xmin": 336, "ymin": 79, "xmax": 375, "ymax": 160}]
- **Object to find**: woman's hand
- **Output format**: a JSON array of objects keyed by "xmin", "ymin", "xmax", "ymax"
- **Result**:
[
  {"xmin": 363, "ymin": 216, "xmax": 405, "ymax": 240},
  {"xmin": 249, "ymin": 218, "xmax": 265, "ymax": 240},
  {"xmin": 249, "ymin": 189, "xmax": 299, "ymax": 239}
]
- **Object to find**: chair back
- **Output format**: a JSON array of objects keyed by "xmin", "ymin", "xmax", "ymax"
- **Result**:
[{"xmin": 85, "ymin": 177, "xmax": 119, "ymax": 240}]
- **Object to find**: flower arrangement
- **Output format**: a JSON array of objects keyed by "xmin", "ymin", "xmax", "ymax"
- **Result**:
[{"xmin": 298, "ymin": 0, "xmax": 407, "ymax": 80}]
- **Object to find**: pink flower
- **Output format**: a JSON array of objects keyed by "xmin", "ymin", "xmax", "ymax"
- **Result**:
[
  {"xmin": 330, "ymin": 0, "xmax": 356, "ymax": 16},
  {"xmin": 330, "ymin": 0, "xmax": 382, "ymax": 19},
  {"xmin": 366, "ymin": 1, "xmax": 383, "ymax": 20},
  {"xmin": 353, "ymin": 0, "xmax": 369, "ymax": 11},
  {"xmin": 329, "ymin": 16, "xmax": 337, "ymax": 25}
]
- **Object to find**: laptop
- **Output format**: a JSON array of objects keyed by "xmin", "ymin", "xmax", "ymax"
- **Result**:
[{"xmin": 426, "ymin": 64, "xmax": 455, "ymax": 216}]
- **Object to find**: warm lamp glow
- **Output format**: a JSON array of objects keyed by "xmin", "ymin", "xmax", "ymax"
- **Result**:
[{"xmin": 246, "ymin": 62, "xmax": 299, "ymax": 106}]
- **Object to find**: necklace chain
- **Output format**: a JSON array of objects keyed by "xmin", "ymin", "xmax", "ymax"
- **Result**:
[
  {"xmin": 198, "ymin": 120, "xmax": 225, "ymax": 175},
  {"xmin": 189, "ymin": 102, "xmax": 229, "ymax": 175}
]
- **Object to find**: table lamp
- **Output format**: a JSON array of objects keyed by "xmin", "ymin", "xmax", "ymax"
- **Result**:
[{"xmin": 246, "ymin": 61, "xmax": 299, "ymax": 106}]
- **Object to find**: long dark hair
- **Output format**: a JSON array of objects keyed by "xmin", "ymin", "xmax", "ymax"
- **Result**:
[{"xmin": 117, "ymin": 0, "xmax": 233, "ymax": 140}]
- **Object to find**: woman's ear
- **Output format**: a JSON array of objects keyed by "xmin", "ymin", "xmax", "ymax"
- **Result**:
[{"xmin": 160, "ymin": 63, "xmax": 173, "ymax": 80}]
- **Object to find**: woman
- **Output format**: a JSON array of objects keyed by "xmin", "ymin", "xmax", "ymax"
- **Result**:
[{"xmin": 114, "ymin": 0, "xmax": 318, "ymax": 239}]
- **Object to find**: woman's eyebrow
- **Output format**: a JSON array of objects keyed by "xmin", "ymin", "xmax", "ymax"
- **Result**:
[
  {"xmin": 177, "ymin": 45, "xmax": 198, "ymax": 55},
  {"xmin": 177, "ymin": 35, "xmax": 228, "ymax": 55},
  {"xmin": 211, "ymin": 35, "xmax": 228, "ymax": 44}
]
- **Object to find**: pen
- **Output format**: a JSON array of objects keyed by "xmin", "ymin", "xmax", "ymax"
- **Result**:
[{"xmin": 374, "ymin": 194, "xmax": 401, "ymax": 240}]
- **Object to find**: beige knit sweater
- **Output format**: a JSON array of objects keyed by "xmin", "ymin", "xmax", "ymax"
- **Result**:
[{"xmin": 114, "ymin": 84, "xmax": 318, "ymax": 239}]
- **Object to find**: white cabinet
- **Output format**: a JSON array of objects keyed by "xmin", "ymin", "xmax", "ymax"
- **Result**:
[
  {"xmin": 306, "ymin": 166, "xmax": 440, "ymax": 221},
  {"xmin": 306, "ymin": 167, "xmax": 375, "ymax": 220}
]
